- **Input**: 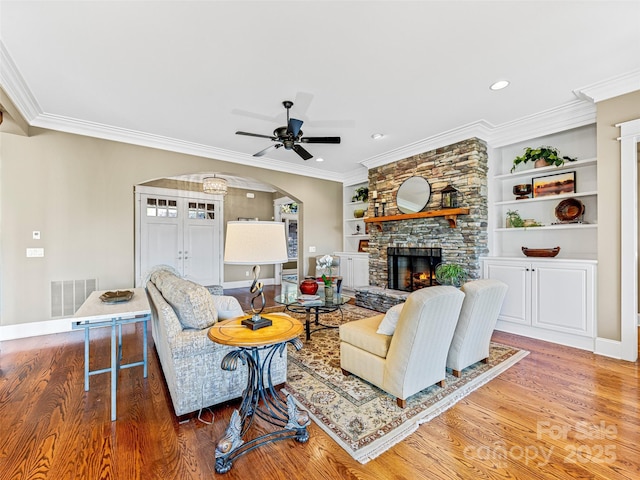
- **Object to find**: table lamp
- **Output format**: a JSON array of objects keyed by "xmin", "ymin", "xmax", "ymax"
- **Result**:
[{"xmin": 224, "ymin": 221, "xmax": 289, "ymax": 330}]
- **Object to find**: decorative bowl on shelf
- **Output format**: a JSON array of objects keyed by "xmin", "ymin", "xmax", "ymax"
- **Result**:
[
  {"xmin": 513, "ymin": 183, "xmax": 532, "ymax": 200},
  {"xmin": 353, "ymin": 209, "xmax": 365, "ymax": 218},
  {"xmin": 521, "ymin": 246, "xmax": 561, "ymax": 257},
  {"xmin": 555, "ymin": 198, "xmax": 584, "ymax": 223}
]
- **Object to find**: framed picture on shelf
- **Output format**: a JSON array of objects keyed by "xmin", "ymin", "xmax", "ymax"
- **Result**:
[
  {"xmin": 358, "ymin": 239, "xmax": 369, "ymax": 253},
  {"xmin": 532, "ymin": 171, "xmax": 576, "ymax": 198}
]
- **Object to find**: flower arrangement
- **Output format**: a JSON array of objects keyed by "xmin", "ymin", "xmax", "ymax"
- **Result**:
[{"xmin": 317, "ymin": 254, "xmax": 334, "ymax": 286}]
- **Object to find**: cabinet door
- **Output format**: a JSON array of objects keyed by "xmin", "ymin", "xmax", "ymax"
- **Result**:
[
  {"xmin": 532, "ymin": 263, "xmax": 594, "ymax": 337},
  {"xmin": 484, "ymin": 261, "xmax": 530, "ymax": 325},
  {"xmin": 351, "ymin": 255, "xmax": 369, "ymax": 288}
]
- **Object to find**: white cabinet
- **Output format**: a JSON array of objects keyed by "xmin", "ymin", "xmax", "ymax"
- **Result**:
[
  {"xmin": 483, "ymin": 257, "xmax": 596, "ymax": 350},
  {"xmin": 136, "ymin": 188, "xmax": 223, "ymax": 287},
  {"xmin": 343, "ymin": 182, "xmax": 370, "ymax": 253},
  {"xmin": 334, "ymin": 252, "xmax": 369, "ymax": 291}
]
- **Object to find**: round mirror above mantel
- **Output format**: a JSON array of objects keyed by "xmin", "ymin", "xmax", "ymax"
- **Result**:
[{"xmin": 396, "ymin": 176, "xmax": 431, "ymax": 214}]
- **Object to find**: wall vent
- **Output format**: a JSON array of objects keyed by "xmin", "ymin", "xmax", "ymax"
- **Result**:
[{"xmin": 51, "ymin": 279, "xmax": 98, "ymax": 318}]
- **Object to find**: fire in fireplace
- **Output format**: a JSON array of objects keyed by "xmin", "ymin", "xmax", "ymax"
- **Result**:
[{"xmin": 387, "ymin": 247, "xmax": 442, "ymax": 292}]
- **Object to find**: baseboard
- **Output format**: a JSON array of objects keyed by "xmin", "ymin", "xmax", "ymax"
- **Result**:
[
  {"xmin": 0, "ymin": 317, "xmax": 73, "ymax": 341},
  {"xmin": 494, "ymin": 321, "xmax": 595, "ymax": 352},
  {"xmin": 594, "ymin": 337, "xmax": 624, "ymax": 360}
]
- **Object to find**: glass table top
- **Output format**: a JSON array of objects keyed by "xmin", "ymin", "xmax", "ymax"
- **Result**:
[{"xmin": 274, "ymin": 291, "xmax": 351, "ymax": 307}]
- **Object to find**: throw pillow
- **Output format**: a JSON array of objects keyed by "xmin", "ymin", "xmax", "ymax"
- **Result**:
[
  {"xmin": 376, "ymin": 303, "xmax": 404, "ymax": 335},
  {"xmin": 162, "ymin": 278, "xmax": 218, "ymax": 330}
]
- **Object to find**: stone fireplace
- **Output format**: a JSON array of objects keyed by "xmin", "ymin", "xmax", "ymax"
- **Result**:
[{"xmin": 364, "ymin": 137, "xmax": 488, "ymax": 295}]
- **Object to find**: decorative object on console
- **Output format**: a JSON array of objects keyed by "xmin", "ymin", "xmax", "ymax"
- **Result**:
[
  {"xmin": 202, "ymin": 175, "xmax": 228, "ymax": 196},
  {"xmin": 396, "ymin": 176, "xmax": 431, "ymax": 214},
  {"xmin": 532, "ymin": 171, "xmax": 576, "ymax": 198},
  {"xmin": 317, "ymin": 254, "xmax": 335, "ymax": 301},
  {"xmin": 513, "ymin": 183, "xmax": 532, "ymax": 200},
  {"xmin": 99, "ymin": 290, "xmax": 134, "ymax": 303},
  {"xmin": 440, "ymin": 184, "xmax": 459, "ymax": 208},
  {"xmin": 224, "ymin": 221, "xmax": 288, "ymax": 330},
  {"xmin": 434, "ymin": 263, "xmax": 468, "ymax": 288},
  {"xmin": 299, "ymin": 277, "xmax": 319, "ymax": 295},
  {"xmin": 554, "ymin": 198, "xmax": 585, "ymax": 223},
  {"xmin": 522, "ymin": 246, "xmax": 561, "ymax": 258},
  {"xmin": 510, "ymin": 146, "xmax": 577, "ymax": 173},
  {"xmin": 352, "ymin": 186, "xmax": 369, "ymax": 202}
]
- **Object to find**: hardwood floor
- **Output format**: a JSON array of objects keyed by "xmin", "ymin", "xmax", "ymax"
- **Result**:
[{"xmin": 0, "ymin": 286, "xmax": 638, "ymax": 479}]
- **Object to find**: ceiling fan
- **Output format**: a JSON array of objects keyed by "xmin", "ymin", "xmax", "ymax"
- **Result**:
[{"xmin": 235, "ymin": 101, "xmax": 341, "ymax": 160}]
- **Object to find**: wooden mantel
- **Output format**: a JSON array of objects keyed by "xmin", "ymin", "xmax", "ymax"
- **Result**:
[{"xmin": 364, "ymin": 207, "xmax": 470, "ymax": 228}]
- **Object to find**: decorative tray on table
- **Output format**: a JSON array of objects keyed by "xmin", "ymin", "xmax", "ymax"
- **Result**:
[
  {"xmin": 521, "ymin": 247, "xmax": 561, "ymax": 258},
  {"xmin": 100, "ymin": 290, "xmax": 134, "ymax": 303}
]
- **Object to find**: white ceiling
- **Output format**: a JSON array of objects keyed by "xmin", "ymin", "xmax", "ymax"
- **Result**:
[{"xmin": 1, "ymin": 1, "xmax": 639, "ymax": 184}]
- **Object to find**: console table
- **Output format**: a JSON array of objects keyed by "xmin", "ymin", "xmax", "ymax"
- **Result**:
[
  {"xmin": 72, "ymin": 288, "xmax": 150, "ymax": 421},
  {"xmin": 208, "ymin": 313, "xmax": 309, "ymax": 474}
]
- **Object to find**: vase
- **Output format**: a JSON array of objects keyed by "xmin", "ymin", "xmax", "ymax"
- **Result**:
[
  {"xmin": 300, "ymin": 278, "xmax": 318, "ymax": 295},
  {"xmin": 534, "ymin": 158, "xmax": 552, "ymax": 168},
  {"xmin": 324, "ymin": 285, "xmax": 333, "ymax": 302}
]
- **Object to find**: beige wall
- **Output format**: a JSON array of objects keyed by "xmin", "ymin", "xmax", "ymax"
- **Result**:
[
  {"xmin": 597, "ymin": 90, "xmax": 640, "ymax": 340},
  {"xmin": 0, "ymin": 128, "xmax": 342, "ymax": 327}
]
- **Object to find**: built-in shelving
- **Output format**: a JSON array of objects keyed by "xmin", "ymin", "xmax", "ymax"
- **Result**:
[{"xmin": 488, "ymin": 125, "xmax": 598, "ymax": 259}]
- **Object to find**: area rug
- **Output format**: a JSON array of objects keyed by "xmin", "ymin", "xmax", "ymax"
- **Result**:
[{"xmin": 278, "ymin": 304, "xmax": 529, "ymax": 464}]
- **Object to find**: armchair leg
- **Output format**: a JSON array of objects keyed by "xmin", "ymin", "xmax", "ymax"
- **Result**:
[
  {"xmin": 452, "ymin": 369, "xmax": 462, "ymax": 378},
  {"xmin": 396, "ymin": 398, "xmax": 406, "ymax": 409},
  {"xmin": 341, "ymin": 368, "xmax": 351, "ymax": 376},
  {"xmin": 438, "ymin": 379, "xmax": 446, "ymax": 388},
  {"xmin": 481, "ymin": 357, "xmax": 489, "ymax": 364}
]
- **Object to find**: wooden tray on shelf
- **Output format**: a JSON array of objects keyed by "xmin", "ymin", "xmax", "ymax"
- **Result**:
[{"xmin": 521, "ymin": 247, "xmax": 560, "ymax": 258}]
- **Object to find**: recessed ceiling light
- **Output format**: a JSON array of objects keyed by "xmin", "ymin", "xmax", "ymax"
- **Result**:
[
  {"xmin": 371, "ymin": 133, "xmax": 384, "ymax": 140},
  {"xmin": 490, "ymin": 80, "xmax": 510, "ymax": 91},
  {"xmin": 315, "ymin": 157, "xmax": 324, "ymax": 162}
]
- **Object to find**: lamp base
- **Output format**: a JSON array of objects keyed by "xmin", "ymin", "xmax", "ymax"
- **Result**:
[{"xmin": 242, "ymin": 315, "xmax": 272, "ymax": 330}]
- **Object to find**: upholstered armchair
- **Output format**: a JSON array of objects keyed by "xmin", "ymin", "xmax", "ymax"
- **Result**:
[
  {"xmin": 446, "ymin": 279, "xmax": 508, "ymax": 377},
  {"xmin": 339, "ymin": 286, "xmax": 465, "ymax": 408}
]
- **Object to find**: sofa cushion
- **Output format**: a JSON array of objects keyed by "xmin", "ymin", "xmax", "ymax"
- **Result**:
[
  {"xmin": 160, "ymin": 275, "xmax": 218, "ymax": 330},
  {"xmin": 376, "ymin": 303, "xmax": 404, "ymax": 335}
]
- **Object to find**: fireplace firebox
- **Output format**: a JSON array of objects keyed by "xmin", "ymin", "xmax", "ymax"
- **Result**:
[{"xmin": 387, "ymin": 247, "xmax": 442, "ymax": 292}]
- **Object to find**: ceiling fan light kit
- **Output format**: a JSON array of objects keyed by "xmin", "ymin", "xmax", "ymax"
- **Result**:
[{"xmin": 236, "ymin": 100, "xmax": 341, "ymax": 160}]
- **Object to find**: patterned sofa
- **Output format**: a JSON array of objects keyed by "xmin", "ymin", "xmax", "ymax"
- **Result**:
[{"xmin": 146, "ymin": 267, "xmax": 288, "ymax": 417}]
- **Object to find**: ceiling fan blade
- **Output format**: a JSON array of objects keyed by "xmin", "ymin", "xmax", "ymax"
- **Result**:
[
  {"xmin": 236, "ymin": 131, "xmax": 277, "ymax": 140},
  {"xmin": 292, "ymin": 144, "xmax": 313, "ymax": 160},
  {"xmin": 300, "ymin": 136, "xmax": 341, "ymax": 144},
  {"xmin": 288, "ymin": 118, "xmax": 303, "ymax": 137},
  {"xmin": 254, "ymin": 144, "xmax": 282, "ymax": 157}
]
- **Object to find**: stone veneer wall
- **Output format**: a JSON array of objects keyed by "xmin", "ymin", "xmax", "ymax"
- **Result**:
[{"xmin": 367, "ymin": 137, "xmax": 488, "ymax": 287}]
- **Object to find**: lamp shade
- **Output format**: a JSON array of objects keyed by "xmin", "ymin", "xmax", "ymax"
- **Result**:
[{"xmin": 224, "ymin": 221, "xmax": 289, "ymax": 265}]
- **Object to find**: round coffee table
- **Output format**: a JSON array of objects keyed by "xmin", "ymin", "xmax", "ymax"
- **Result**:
[{"xmin": 274, "ymin": 291, "xmax": 351, "ymax": 341}]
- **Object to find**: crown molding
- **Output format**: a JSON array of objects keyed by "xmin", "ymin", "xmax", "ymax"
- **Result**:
[
  {"xmin": 360, "ymin": 120, "xmax": 494, "ymax": 170},
  {"xmin": 29, "ymin": 112, "xmax": 345, "ymax": 182},
  {"xmin": 574, "ymin": 69, "xmax": 640, "ymax": 103},
  {"xmin": 0, "ymin": 41, "xmax": 40, "ymax": 122},
  {"xmin": 488, "ymin": 100, "xmax": 596, "ymax": 148}
]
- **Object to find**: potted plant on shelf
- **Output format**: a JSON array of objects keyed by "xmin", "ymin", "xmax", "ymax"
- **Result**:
[
  {"xmin": 352, "ymin": 186, "xmax": 369, "ymax": 202},
  {"xmin": 435, "ymin": 263, "xmax": 468, "ymax": 288},
  {"xmin": 510, "ymin": 146, "xmax": 577, "ymax": 173},
  {"xmin": 506, "ymin": 209, "xmax": 543, "ymax": 228}
]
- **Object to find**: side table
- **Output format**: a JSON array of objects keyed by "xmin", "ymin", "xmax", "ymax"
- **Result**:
[
  {"xmin": 72, "ymin": 288, "xmax": 150, "ymax": 421},
  {"xmin": 208, "ymin": 313, "xmax": 309, "ymax": 474}
]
